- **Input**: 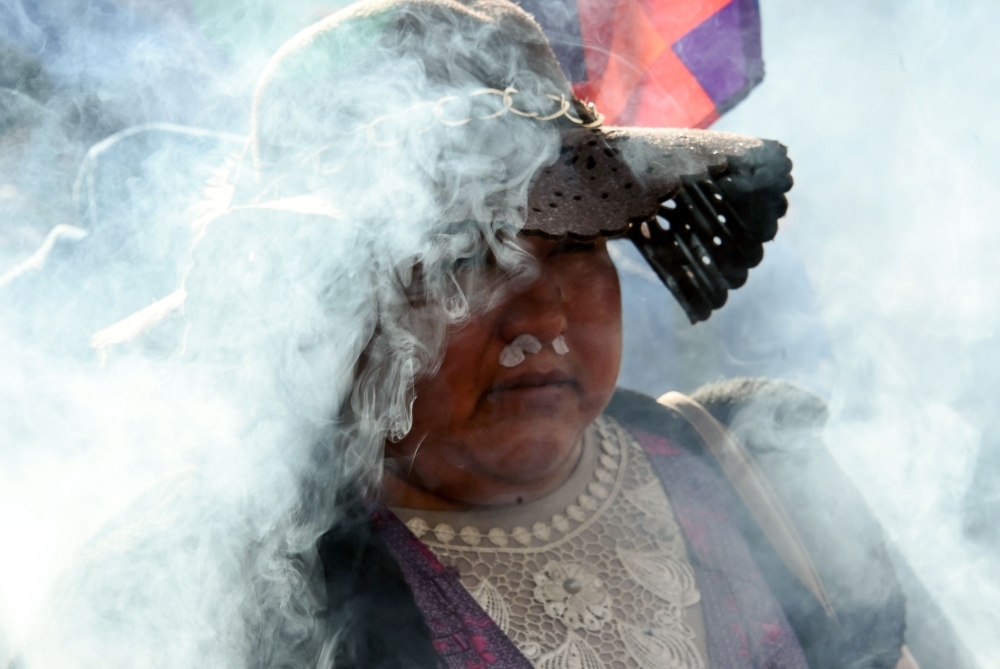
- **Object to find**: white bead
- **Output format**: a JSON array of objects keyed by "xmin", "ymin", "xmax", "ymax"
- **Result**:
[
  {"xmin": 512, "ymin": 526, "xmax": 533, "ymax": 546},
  {"xmin": 532, "ymin": 522, "xmax": 552, "ymax": 541},
  {"xmin": 433, "ymin": 523, "xmax": 456, "ymax": 543},
  {"xmin": 406, "ymin": 517, "xmax": 428, "ymax": 538},
  {"xmin": 459, "ymin": 526, "xmax": 482, "ymax": 546},
  {"xmin": 588, "ymin": 482, "xmax": 609, "ymax": 499},
  {"xmin": 600, "ymin": 454, "xmax": 619, "ymax": 470}
]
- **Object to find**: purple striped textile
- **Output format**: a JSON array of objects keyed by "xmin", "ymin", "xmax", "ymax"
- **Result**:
[
  {"xmin": 372, "ymin": 508, "xmax": 533, "ymax": 669},
  {"xmin": 632, "ymin": 428, "xmax": 809, "ymax": 669}
]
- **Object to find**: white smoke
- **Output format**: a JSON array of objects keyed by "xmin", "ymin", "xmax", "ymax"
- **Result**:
[
  {"xmin": 1, "ymin": 1, "xmax": 561, "ymax": 666},
  {"xmin": 613, "ymin": 0, "xmax": 1000, "ymax": 666},
  {"xmin": 3, "ymin": 0, "xmax": 999, "ymax": 667}
]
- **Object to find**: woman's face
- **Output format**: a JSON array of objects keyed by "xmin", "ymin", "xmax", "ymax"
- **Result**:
[{"xmin": 384, "ymin": 235, "xmax": 622, "ymax": 508}]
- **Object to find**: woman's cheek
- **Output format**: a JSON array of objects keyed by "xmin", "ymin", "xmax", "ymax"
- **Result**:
[
  {"xmin": 567, "ymin": 265, "xmax": 622, "ymax": 396},
  {"xmin": 428, "ymin": 320, "xmax": 497, "ymax": 414}
]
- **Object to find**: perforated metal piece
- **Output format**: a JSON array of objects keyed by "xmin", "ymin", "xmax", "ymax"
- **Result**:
[{"xmin": 628, "ymin": 175, "xmax": 784, "ymax": 323}]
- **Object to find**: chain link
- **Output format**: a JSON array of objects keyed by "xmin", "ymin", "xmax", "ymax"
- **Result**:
[{"xmin": 363, "ymin": 87, "xmax": 604, "ymax": 147}]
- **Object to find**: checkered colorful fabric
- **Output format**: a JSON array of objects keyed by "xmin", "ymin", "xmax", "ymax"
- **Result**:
[{"xmin": 522, "ymin": 0, "xmax": 764, "ymax": 128}]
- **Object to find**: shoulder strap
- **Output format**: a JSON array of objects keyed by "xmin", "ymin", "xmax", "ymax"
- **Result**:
[{"xmin": 657, "ymin": 391, "xmax": 838, "ymax": 622}]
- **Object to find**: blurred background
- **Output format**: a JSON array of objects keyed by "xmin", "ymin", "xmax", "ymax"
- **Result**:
[{"xmin": 2, "ymin": 0, "xmax": 999, "ymax": 666}]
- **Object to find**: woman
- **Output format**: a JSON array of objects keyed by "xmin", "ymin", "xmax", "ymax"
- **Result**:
[{"xmin": 77, "ymin": 1, "xmax": 914, "ymax": 668}]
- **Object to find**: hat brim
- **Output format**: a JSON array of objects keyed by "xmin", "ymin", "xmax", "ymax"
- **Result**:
[{"xmin": 525, "ymin": 126, "xmax": 793, "ymax": 323}]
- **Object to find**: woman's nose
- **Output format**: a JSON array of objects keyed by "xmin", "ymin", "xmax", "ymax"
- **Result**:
[{"xmin": 497, "ymin": 269, "xmax": 567, "ymax": 345}]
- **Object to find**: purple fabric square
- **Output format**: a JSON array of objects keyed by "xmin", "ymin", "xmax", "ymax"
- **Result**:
[
  {"xmin": 672, "ymin": 0, "xmax": 764, "ymax": 110},
  {"xmin": 629, "ymin": 428, "xmax": 810, "ymax": 669}
]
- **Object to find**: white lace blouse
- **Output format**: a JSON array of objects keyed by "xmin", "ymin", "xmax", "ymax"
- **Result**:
[{"xmin": 390, "ymin": 415, "xmax": 710, "ymax": 669}]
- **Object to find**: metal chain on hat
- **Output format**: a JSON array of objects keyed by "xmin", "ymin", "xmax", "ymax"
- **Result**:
[{"xmin": 363, "ymin": 87, "xmax": 604, "ymax": 147}]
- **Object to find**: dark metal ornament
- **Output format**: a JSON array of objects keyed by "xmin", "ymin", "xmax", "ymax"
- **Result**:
[{"xmin": 628, "ymin": 174, "xmax": 784, "ymax": 324}]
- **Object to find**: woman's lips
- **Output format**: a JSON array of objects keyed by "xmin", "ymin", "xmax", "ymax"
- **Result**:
[{"xmin": 487, "ymin": 370, "xmax": 579, "ymax": 396}]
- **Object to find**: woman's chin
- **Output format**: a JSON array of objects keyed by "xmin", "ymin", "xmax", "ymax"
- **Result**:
[{"xmin": 467, "ymin": 423, "xmax": 585, "ymax": 487}]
